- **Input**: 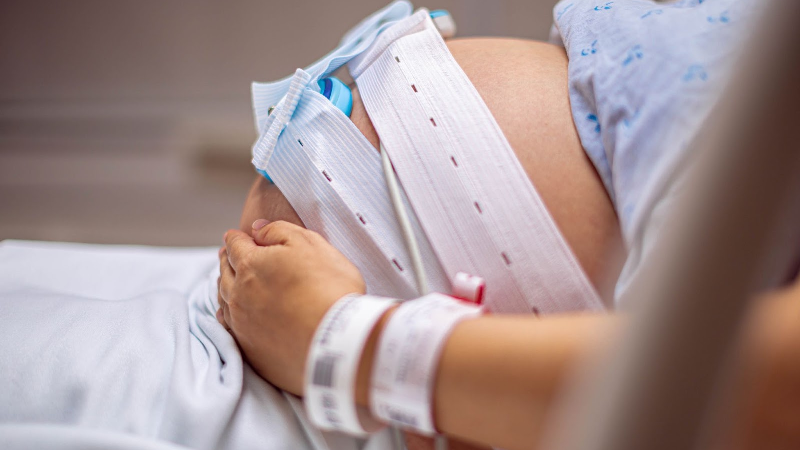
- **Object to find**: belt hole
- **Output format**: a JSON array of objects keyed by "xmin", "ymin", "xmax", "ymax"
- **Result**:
[
  {"xmin": 430, "ymin": 118, "xmax": 437, "ymax": 126},
  {"xmin": 357, "ymin": 213, "xmax": 367, "ymax": 225},
  {"xmin": 297, "ymin": 139, "xmax": 303, "ymax": 147},
  {"xmin": 392, "ymin": 258, "xmax": 404, "ymax": 271},
  {"xmin": 411, "ymin": 84, "xmax": 417, "ymax": 92},
  {"xmin": 322, "ymin": 170, "xmax": 332, "ymax": 182},
  {"xmin": 501, "ymin": 252, "xmax": 511, "ymax": 266},
  {"xmin": 450, "ymin": 156, "xmax": 458, "ymax": 167},
  {"xmin": 474, "ymin": 202, "xmax": 482, "ymax": 213},
  {"xmin": 395, "ymin": 56, "xmax": 400, "ymax": 63}
]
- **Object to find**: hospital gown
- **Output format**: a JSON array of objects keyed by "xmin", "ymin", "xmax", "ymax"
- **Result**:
[{"xmin": 551, "ymin": 0, "xmax": 763, "ymax": 301}]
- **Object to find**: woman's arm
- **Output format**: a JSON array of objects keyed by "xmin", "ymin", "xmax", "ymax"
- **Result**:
[
  {"xmin": 434, "ymin": 313, "xmax": 616, "ymax": 448},
  {"xmin": 356, "ymin": 287, "xmax": 800, "ymax": 450},
  {"xmin": 354, "ymin": 307, "xmax": 620, "ymax": 449},
  {"xmin": 220, "ymin": 223, "xmax": 800, "ymax": 450}
]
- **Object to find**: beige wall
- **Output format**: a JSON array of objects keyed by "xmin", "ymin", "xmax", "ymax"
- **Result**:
[{"xmin": 0, "ymin": 0, "xmax": 558, "ymax": 246}]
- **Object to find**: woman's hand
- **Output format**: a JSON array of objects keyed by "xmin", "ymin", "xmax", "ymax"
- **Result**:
[{"xmin": 217, "ymin": 219, "xmax": 366, "ymax": 395}]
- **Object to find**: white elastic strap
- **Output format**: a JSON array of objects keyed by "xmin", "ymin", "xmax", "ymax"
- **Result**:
[
  {"xmin": 370, "ymin": 293, "xmax": 482, "ymax": 435},
  {"xmin": 248, "ymin": 5, "xmax": 601, "ymax": 449},
  {"xmin": 252, "ymin": 69, "xmax": 310, "ymax": 171},
  {"xmin": 305, "ymin": 294, "xmax": 397, "ymax": 436},
  {"xmin": 349, "ymin": 11, "xmax": 604, "ymax": 315},
  {"xmin": 256, "ymin": 10, "xmax": 602, "ymax": 316}
]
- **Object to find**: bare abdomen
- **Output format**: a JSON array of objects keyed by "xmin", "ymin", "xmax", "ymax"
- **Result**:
[{"xmin": 239, "ymin": 38, "xmax": 621, "ymax": 296}]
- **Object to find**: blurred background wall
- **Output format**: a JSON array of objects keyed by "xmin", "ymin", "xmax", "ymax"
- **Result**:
[{"xmin": 0, "ymin": 0, "xmax": 558, "ymax": 246}]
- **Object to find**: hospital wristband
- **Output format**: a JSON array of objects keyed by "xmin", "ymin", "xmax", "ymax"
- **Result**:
[
  {"xmin": 370, "ymin": 293, "xmax": 483, "ymax": 435},
  {"xmin": 305, "ymin": 294, "xmax": 398, "ymax": 436}
]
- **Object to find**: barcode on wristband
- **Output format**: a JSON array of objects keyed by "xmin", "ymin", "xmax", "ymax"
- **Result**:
[
  {"xmin": 386, "ymin": 407, "xmax": 418, "ymax": 428},
  {"xmin": 312, "ymin": 354, "xmax": 339, "ymax": 388}
]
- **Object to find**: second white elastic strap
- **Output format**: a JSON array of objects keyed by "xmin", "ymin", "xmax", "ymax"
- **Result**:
[
  {"xmin": 370, "ymin": 293, "xmax": 482, "ymax": 435},
  {"xmin": 305, "ymin": 294, "xmax": 397, "ymax": 436}
]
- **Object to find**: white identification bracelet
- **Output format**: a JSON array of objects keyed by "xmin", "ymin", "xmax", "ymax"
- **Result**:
[
  {"xmin": 370, "ymin": 293, "xmax": 482, "ymax": 435},
  {"xmin": 305, "ymin": 294, "xmax": 397, "ymax": 435}
]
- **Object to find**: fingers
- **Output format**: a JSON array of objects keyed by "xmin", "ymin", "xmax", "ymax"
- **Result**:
[
  {"xmin": 217, "ymin": 247, "xmax": 234, "ymax": 331},
  {"xmin": 219, "ymin": 248, "xmax": 235, "ymax": 304},
  {"xmin": 224, "ymin": 229, "xmax": 257, "ymax": 271},
  {"xmin": 251, "ymin": 219, "xmax": 308, "ymax": 247},
  {"xmin": 220, "ymin": 301, "xmax": 234, "ymax": 333},
  {"xmin": 217, "ymin": 275, "xmax": 226, "ymax": 326}
]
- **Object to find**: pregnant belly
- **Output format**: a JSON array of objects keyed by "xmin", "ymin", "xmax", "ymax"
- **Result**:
[{"xmin": 238, "ymin": 38, "xmax": 621, "ymax": 296}]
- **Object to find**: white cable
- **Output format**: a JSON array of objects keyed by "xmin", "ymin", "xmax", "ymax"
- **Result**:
[
  {"xmin": 380, "ymin": 142, "xmax": 429, "ymax": 296},
  {"xmin": 381, "ymin": 142, "xmax": 451, "ymax": 450}
]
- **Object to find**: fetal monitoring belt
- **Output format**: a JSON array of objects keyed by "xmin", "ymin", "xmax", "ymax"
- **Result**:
[{"xmin": 250, "ymin": 1, "xmax": 604, "ymax": 315}]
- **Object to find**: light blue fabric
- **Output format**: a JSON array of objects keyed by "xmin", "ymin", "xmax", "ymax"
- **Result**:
[
  {"xmin": 251, "ymin": 1, "xmax": 412, "ymax": 135},
  {"xmin": 250, "ymin": 1, "xmax": 413, "ymax": 174},
  {"xmin": 551, "ymin": 0, "xmax": 763, "ymax": 301}
]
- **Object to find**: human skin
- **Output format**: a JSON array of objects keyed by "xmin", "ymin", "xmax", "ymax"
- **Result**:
[
  {"xmin": 223, "ymin": 38, "xmax": 800, "ymax": 450},
  {"xmin": 238, "ymin": 38, "xmax": 624, "ymax": 299},
  {"xmin": 219, "ymin": 220, "xmax": 800, "ymax": 450},
  {"xmin": 233, "ymin": 37, "xmax": 621, "ymax": 450}
]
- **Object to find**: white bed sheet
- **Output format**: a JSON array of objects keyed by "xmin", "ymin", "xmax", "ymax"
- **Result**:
[{"xmin": 0, "ymin": 239, "xmax": 318, "ymax": 450}]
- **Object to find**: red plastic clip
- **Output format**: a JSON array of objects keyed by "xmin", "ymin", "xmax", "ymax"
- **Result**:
[{"xmin": 451, "ymin": 272, "xmax": 485, "ymax": 305}]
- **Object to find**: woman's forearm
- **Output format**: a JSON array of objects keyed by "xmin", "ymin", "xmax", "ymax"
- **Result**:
[
  {"xmin": 355, "ymin": 287, "xmax": 799, "ymax": 450},
  {"xmin": 433, "ymin": 313, "xmax": 619, "ymax": 449},
  {"xmin": 355, "ymin": 310, "xmax": 620, "ymax": 449}
]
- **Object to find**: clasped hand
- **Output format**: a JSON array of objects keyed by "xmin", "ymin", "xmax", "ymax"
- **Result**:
[{"xmin": 217, "ymin": 219, "xmax": 366, "ymax": 395}]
